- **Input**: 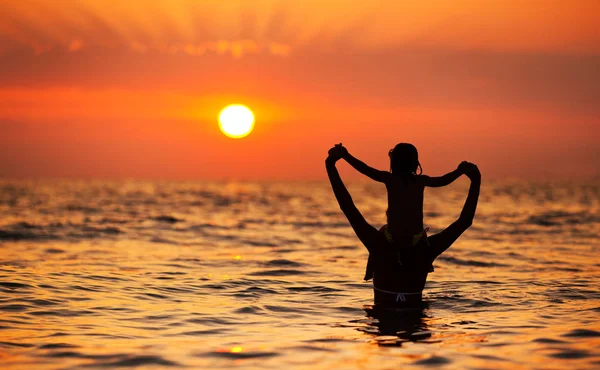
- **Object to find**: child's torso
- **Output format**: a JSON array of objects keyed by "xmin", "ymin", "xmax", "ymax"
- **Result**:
[{"xmin": 384, "ymin": 175, "xmax": 425, "ymax": 238}]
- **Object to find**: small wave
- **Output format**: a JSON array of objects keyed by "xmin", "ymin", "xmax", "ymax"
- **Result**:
[
  {"xmin": 287, "ymin": 345, "xmax": 336, "ymax": 352},
  {"xmin": 11, "ymin": 221, "xmax": 36, "ymax": 229},
  {"xmin": 98, "ymin": 218, "xmax": 128, "ymax": 225},
  {"xmin": 562, "ymin": 329, "xmax": 600, "ymax": 338},
  {"xmin": 548, "ymin": 349, "xmax": 591, "ymax": 359},
  {"xmin": 240, "ymin": 287, "xmax": 278, "ymax": 294},
  {"xmin": 85, "ymin": 275, "xmax": 128, "ymax": 282},
  {"xmin": 187, "ymin": 223, "xmax": 231, "ymax": 231},
  {"xmin": 264, "ymin": 305, "xmax": 314, "ymax": 314},
  {"xmin": 186, "ymin": 317, "xmax": 234, "ymax": 326},
  {"xmin": 437, "ymin": 256, "xmax": 508, "ymax": 268},
  {"xmin": 159, "ymin": 286, "xmax": 195, "ymax": 294},
  {"xmin": 152, "ymin": 215, "xmax": 183, "ymax": 223},
  {"xmin": 38, "ymin": 343, "xmax": 80, "ymax": 349},
  {"xmin": 290, "ymin": 221, "xmax": 327, "ymax": 228},
  {"xmin": 65, "ymin": 204, "xmax": 99, "ymax": 213},
  {"xmin": 0, "ymin": 222, "xmax": 57, "ymax": 241},
  {"xmin": 81, "ymin": 226, "xmax": 123, "ymax": 235},
  {"xmin": 0, "ymin": 281, "xmax": 33, "ymax": 293},
  {"xmin": 304, "ymin": 338, "xmax": 355, "ymax": 344},
  {"xmin": 39, "ymin": 352, "xmax": 180, "ymax": 367},
  {"xmin": 176, "ymin": 329, "xmax": 228, "ymax": 336},
  {"xmin": 234, "ymin": 305, "xmax": 265, "ymax": 314},
  {"xmin": 466, "ymin": 280, "xmax": 504, "ymax": 285},
  {"xmin": 142, "ymin": 314, "xmax": 173, "ymax": 321},
  {"xmin": 0, "ymin": 281, "xmax": 34, "ymax": 289},
  {"xmin": 0, "ymin": 341, "xmax": 35, "ymax": 348},
  {"xmin": 237, "ymin": 239, "xmax": 279, "ymax": 247},
  {"xmin": 264, "ymin": 259, "xmax": 304, "ymax": 267},
  {"xmin": 22, "ymin": 298, "xmax": 63, "ymax": 306},
  {"xmin": 138, "ymin": 293, "xmax": 169, "ymax": 300},
  {"xmin": 28, "ymin": 309, "xmax": 96, "ymax": 317},
  {"xmin": 0, "ymin": 230, "xmax": 36, "ymax": 240},
  {"xmin": 208, "ymin": 350, "xmax": 278, "ymax": 359},
  {"xmin": 150, "ymin": 236, "xmax": 178, "ymax": 244},
  {"xmin": 532, "ymin": 338, "xmax": 567, "ymax": 344},
  {"xmin": 47, "ymin": 332, "xmax": 69, "ymax": 337},
  {"xmin": 334, "ymin": 306, "xmax": 363, "ymax": 313},
  {"xmin": 0, "ymin": 222, "xmax": 129, "ymax": 241},
  {"xmin": 291, "ymin": 221, "xmax": 349, "ymax": 229},
  {"xmin": 70, "ymin": 284, "xmax": 105, "ymax": 292},
  {"xmin": 287, "ymin": 286, "xmax": 341, "ymax": 293},
  {"xmin": 0, "ymin": 304, "xmax": 32, "ymax": 312},
  {"xmin": 527, "ymin": 210, "xmax": 591, "ymax": 227},
  {"xmin": 470, "ymin": 354, "xmax": 510, "ymax": 362},
  {"xmin": 248, "ymin": 269, "xmax": 307, "ymax": 276},
  {"xmin": 90, "ymin": 306, "xmax": 137, "ymax": 313},
  {"xmin": 320, "ymin": 244, "xmax": 360, "ymax": 251},
  {"xmin": 413, "ymin": 356, "xmax": 452, "ymax": 365},
  {"xmin": 465, "ymin": 300, "xmax": 504, "ymax": 308}
]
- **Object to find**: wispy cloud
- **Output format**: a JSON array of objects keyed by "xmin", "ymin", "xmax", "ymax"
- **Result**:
[
  {"xmin": 1, "ymin": 0, "xmax": 599, "ymax": 56},
  {"xmin": 129, "ymin": 40, "xmax": 291, "ymax": 58}
]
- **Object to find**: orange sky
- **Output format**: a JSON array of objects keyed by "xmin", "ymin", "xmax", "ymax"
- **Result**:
[{"xmin": 1, "ymin": 0, "xmax": 599, "ymax": 180}]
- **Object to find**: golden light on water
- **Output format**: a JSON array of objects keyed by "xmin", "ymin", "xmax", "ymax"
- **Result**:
[
  {"xmin": 1, "ymin": 180, "xmax": 599, "ymax": 369},
  {"xmin": 218, "ymin": 104, "xmax": 255, "ymax": 139}
]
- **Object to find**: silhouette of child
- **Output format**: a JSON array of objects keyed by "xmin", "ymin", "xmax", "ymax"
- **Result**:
[{"xmin": 335, "ymin": 143, "xmax": 467, "ymax": 279}]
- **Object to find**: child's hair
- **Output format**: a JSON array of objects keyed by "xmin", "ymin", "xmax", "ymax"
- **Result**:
[{"xmin": 388, "ymin": 143, "xmax": 422, "ymax": 175}]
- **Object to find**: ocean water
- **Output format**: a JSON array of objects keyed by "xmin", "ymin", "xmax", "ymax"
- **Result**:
[{"xmin": 0, "ymin": 179, "xmax": 599, "ymax": 369}]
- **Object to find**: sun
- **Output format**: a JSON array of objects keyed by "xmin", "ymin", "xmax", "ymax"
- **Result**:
[{"xmin": 218, "ymin": 104, "xmax": 255, "ymax": 139}]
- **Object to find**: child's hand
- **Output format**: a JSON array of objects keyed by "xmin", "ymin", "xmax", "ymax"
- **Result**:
[
  {"xmin": 327, "ymin": 144, "xmax": 345, "ymax": 162},
  {"xmin": 334, "ymin": 143, "xmax": 349, "ymax": 158}
]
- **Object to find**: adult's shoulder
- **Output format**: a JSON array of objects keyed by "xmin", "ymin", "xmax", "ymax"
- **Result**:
[{"xmin": 414, "ymin": 174, "xmax": 430, "ymax": 186}]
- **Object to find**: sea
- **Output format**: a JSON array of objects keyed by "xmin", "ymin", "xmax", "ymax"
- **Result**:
[{"xmin": 0, "ymin": 179, "xmax": 598, "ymax": 369}]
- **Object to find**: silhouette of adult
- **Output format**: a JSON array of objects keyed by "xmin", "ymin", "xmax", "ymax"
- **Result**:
[{"xmin": 326, "ymin": 145, "xmax": 481, "ymax": 307}]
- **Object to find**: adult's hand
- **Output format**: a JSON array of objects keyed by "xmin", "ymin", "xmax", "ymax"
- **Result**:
[
  {"xmin": 429, "ymin": 162, "xmax": 481, "ymax": 259},
  {"xmin": 460, "ymin": 162, "xmax": 481, "ymax": 181},
  {"xmin": 334, "ymin": 143, "xmax": 349, "ymax": 158},
  {"xmin": 327, "ymin": 144, "xmax": 345, "ymax": 163}
]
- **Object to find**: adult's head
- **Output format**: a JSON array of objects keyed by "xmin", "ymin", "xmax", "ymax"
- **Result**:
[{"xmin": 389, "ymin": 143, "xmax": 422, "ymax": 175}]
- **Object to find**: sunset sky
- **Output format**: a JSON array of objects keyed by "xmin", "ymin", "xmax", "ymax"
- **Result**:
[{"xmin": 1, "ymin": 0, "xmax": 599, "ymax": 180}]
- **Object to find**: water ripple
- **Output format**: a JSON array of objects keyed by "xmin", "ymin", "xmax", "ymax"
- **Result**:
[{"xmin": 0, "ymin": 179, "xmax": 598, "ymax": 370}]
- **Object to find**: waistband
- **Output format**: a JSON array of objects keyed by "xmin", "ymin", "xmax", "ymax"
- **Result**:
[{"xmin": 373, "ymin": 286, "xmax": 423, "ymax": 303}]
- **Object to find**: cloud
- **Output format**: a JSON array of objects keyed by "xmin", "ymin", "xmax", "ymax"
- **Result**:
[
  {"xmin": 68, "ymin": 39, "xmax": 84, "ymax": 52},
  {"xmin": 1, "ymin": 0, "xmax": 599, "ymax": 56},
  {"xmin": 130, "ymin": 40, "xmax": 291, "ymax": 58},
  {"xmin": 1, "ymin": 45, "xmax": 598, "ymax": 119}
]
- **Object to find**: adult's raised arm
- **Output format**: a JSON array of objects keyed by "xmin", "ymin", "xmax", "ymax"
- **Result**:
[
  {"xmin": 326, "ymin": 148, "xmax": 383, "ymax": 254},
  {"xmin": 428, "ymin": 162, "xmax": 481, "ymax": 259}
]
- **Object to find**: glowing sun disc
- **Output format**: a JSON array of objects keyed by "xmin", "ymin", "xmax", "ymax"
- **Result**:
[{"xmin": 218, "ymin": 104, "xmax": 255, "ymax": 138}]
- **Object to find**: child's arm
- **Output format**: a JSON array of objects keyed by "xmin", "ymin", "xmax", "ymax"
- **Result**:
[
  {"xmin": 340, "ymin": 148, "xmax": 390, "ymax": 183},
  {"xmin": 422, "ymin": 164, "xmax": 464, "ymax": 187}
]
